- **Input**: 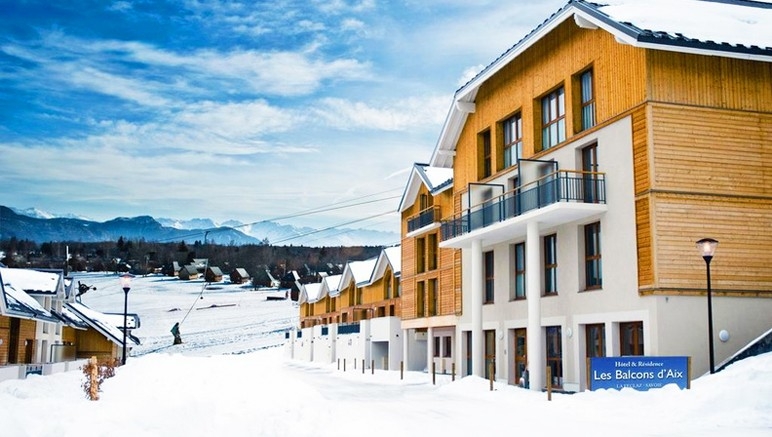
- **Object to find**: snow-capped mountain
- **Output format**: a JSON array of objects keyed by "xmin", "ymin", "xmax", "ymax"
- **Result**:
[{"xmin": 1, "ymin": 206, "xmax": 398, "ymax": 247}]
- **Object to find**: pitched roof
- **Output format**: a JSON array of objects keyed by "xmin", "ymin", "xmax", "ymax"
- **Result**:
[
  {"xmin": 398, "ymin": 163, "xmax": 454, "ymax": 212},
  {"xmin": 0, "ymin": 267, "xmax": 59, "ymax": 322},
  {"xmin": 66, "ymin": 301, "xmax": 140, "ymax": 346},
  {"xmin": 338, "ymin": 257, "xmax": 378, "ymax": 290},
  {"xmin": 371, "ymin": 245, "xmax": 401, "ymax": 283},
  {"xmin": 430, "ymin": 0, "xmax": 772, "ymax": 167}
]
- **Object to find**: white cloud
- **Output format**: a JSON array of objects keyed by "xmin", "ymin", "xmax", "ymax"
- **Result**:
[{"xmin": 310, "ymin": 95, "xmax": 449, "ymax": 131}]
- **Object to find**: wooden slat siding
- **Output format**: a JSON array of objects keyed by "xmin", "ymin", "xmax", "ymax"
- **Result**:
[
  {"xmin": 400, "ymin": 237, "xmax": 416, "ymax": 320},
  {"xmin": 647, "ymin": 50, "xmax": 772, "ymax": 112},
  {"xmin": 632, "ymin": 105, "xmax": 651, "ymax": 195},
  {"xmin": 453, "ymin": 189, "xmax": 464, "ymax": 315},
  {"xmin": 453, "ymin": 18, "xmax": 647, "ymax": 190},
  {"xmin": 635, "ymin": 197, "xmax": 653, "ymax": 288},
  {"xmin": 439, "ymin": 248, "xmax": 456, "ymax": 316},
  {"xmin": 648, "ymin": 192, "xmax": 772, "ymax": 295}
]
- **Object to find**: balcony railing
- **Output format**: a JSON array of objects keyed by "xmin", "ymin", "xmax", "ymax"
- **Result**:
[
  {"xmin": 440, "ymin": 170, "xmax": 606, "ymax": 241},
  {"xmin": 407, "ymin": 205, "xmax": 441, "ymax": 233}
]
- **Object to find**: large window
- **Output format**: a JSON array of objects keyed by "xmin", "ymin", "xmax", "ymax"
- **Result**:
[
  {"xmin": 579, "ymin": 69, "xmax": 595, "ymax": 131},
  {"xmin": 585, "ymin": 323, "xmax": 605, "ymax": 358},
  {"xmin": 480, "ymin": 130, "xmax": 492, "ymax": 178},
  {"xmin": 503, "ymin": 113, "xmax": 523, "ymax": 168},
  {"xmin": 620, "ymin": 322, "xmax": 644, "ymax": 356},
  {"xmin": 544, "ymin": 234, "xmax": 557, "ymax": 295},
  {"xmin": 484, "ymin": 250, "xmax": 495, "ymax": 304},
  {"xmin": 513, "ymin": 242, "xmax": 526, "ymax": 300},
  {"xmin": 541, "ymin": 86, "xmax": 566, "ymax": 151},
  {"xmin": 584, "ymin": 222, "xmax": 602, "ymax": 289},
  {"xmin": 443, "ymin": 336, "xmax": 452, "ymax": 358}
]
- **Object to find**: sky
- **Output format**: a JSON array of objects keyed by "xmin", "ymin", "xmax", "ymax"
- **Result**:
[
  {"xmin": 0, "ymin": 272, "xmax": 770, "ymax": 436},
  {"xmin": 0, "ymin": 0, "xmax": 567, "ymax": 233}
]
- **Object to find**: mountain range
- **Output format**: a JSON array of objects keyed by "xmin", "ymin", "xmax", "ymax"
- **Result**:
[{"xmin": 0, "ymin": 206, "xmax": 399, "ymax": 247}]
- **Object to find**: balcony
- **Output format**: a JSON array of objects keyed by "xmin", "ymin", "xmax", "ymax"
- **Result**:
[
  {"xmin": 440, "ymin": 170, "xmax": 607, "ymax": 248},
  {"xmin": 407, "ymin": 205, "xmax": 441, "ymax": 235}
]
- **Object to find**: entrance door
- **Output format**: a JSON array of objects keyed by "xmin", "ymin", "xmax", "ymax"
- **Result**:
[
  {"xmin": 465, "ymin": 331, "xmax": 472, "ymax": 376},
  {"xmin": 9, "ymin": 318, "xmax": 20, "ymax": 364},
  {"xmin": 484, "ymin": 330, "xmax": 496, "ymax": 379},
  {"xmin": 546, "ymin": 326, "xmax": 563, "ymax": 388},
  {"xmin": 514, "ymin": 328, "xmax": 527, "ymax": 386}
]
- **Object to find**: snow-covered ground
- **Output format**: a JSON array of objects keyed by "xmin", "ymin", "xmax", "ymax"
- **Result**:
[{"xmin": 1, "ymin": 273, "xmax": 770, "ymax": 436}]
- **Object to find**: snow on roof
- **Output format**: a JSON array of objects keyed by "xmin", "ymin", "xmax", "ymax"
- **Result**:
[
  {"xmin": 66, "ymin": 301, "xmax": 140, "ymax": 346},
  {"xmin": 431, "ymin": 0, "xmax": 772, "ymax": 168},
  {"xmin": 595, "ymin": 0, "xmax": 772, "ymax": 51},
  {"xmin": 301, "ymin": 282, "xmax": 324, "ymax": 304},
  {"xmin": 0, "ymin": 267, "xmax": 61, "ymax": 294},
  {"xmin": 349, "ymin": 258, "xmax": 377, "ymax": 286},
  {"xmin": 0, "ymin": 268, "xmax": 59, "ymax": 321},
  {"xmin": 398, "ymin": 163, "xmax": 453, "ymax": 212},
  {"xmin": 323, "ymin": 274, "xmax": 342, "ymax": 298},
  {"xmin": 371, "ymin": 246, "xmax": 402, "ymax": 283}
]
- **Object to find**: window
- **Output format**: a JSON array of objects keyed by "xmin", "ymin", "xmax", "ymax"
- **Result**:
[
  {"xmin": 416, "ymin": 281, "xmax": 425, "ymax": 317},
  {"xmin": 348, "ymin": 284, "xmax": 354, "ymax": 306},
  {"xmin": 585, "ymin": 323, "xmax": 605, "ymax": 358},
  {"xmin": 384, "ymin": 273, "xmax": 392, "ymax": 299},
  {"xmin": 427, "ymin": 233, "xmax": 438, "ymax": 271},
  {"xmin": 428, "ymin": 278, "xmax": 438, "ymax": 316},
  {"xmin": 579, "ymin": 69, "xmax": 595, "ymax": 131},
  {"xmin": 480, "ymin": 130, "xmax": 492, "ymax": 178},
  {"xmin": 543, "ymin": 234, "xmax": 557, "ymax": 295},
  {"xmin": 620, "ymin": 322, "xmax": 644, "ymax": 356},
  {"xmin": 434, "ymin": 336, "xmax": 441, "ymax": 358},
  {"xmin": 443, "ymin": 336, "xmax": 452, "ymax": 358},
  {"xmin": 416, "ymin": 237, "xmax": 426, "ymax": 273},
  {"xmin": 503, "ymin": 113, "xmax": 523, "ymax": 168},
  {"xmin": 546, "ymin": 326, "xmax": 563, "ymax": 388},
  {"xmin": 484, "ymin": 250, "xmax": 495, "ymax": 303},
  {"xmin": 395, "ymin": 277, "xmax": 401, "ymax": 297},
  {"xmin": 582, "ymin": 143, "xmax": 600, "ymax": 203},
  {"xmin": 541, "ymin": 87, "xmax": 566, "ymax": 150},
  {"xmin": 584, "ymin": 222, "xmax": 602, "ymax": 289},
  {"xmin": 513, "ymin": 242, "xmax": 526, "ymax": 300}
]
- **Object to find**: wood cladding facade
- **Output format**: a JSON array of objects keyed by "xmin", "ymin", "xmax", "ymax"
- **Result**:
[
  {"xmin": 446, "ymin": 15, "xmax": 772, "ymax": 298},
  {"xmin": 401, "ymin": 181, "xmax": 460, "ymax": 321}
]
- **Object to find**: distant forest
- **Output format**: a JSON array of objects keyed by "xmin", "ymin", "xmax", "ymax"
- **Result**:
[{"xmin": 0, "ymin": 237, "xmax": 385, "ymax": 286}]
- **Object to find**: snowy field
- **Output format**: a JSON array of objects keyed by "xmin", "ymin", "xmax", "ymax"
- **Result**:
[{"xmin": 0, "ymin": 272, "xmax": 770, "ymax": 436}]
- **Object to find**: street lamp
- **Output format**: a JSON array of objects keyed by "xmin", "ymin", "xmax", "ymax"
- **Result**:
[
  {"xmin": 696, "ymin": 238, "xmax": 718, "ymax": 374},
  {"xmin": 119, "ymin": 273, "xmax": 134, "ymax": 365}
]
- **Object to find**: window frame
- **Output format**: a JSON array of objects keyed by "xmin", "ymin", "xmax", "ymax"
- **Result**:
[
  {"xmin": 480, "ymin": 130, "xmax": 492, "ymax": 179},
  {"xmin": 484, "ymin": 250, "xmax": 495, "ymax": 304},
  {"xmin": 620, "ymin": 321, "xmax": 644, "ymax": 356},
  {"xmin": 540, "ymin": 86, "xmax": 566, "ymax": 151},
  {"xmin": 543, "ymin": 234, "xmax": 557, "ymax": 295},
  {"xmin": 502, "ymin": 112, "xmax": 523, "ymax": 168},
  {"xmin": 579, "ymin": 68, "xmax": 595, "ymax": 131},
  {"xmin": 513, "ymin": 242, "xmax": 526, "ymax": 300},
  {"xmin": 584, "ymin": 221, "xmax": 602, "ymax": 290}
]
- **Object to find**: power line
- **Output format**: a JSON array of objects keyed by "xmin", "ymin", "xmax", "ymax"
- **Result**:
[{"xmin": 155, "ymin": 189, "xmax": 402, "ymax": 243}]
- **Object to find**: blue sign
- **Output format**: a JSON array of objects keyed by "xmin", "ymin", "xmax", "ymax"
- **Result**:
[{"xmin": 589, "ymin": 356, "xmax": 690, "ymax": 391}]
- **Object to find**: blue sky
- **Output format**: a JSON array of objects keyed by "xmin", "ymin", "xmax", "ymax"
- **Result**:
[{"xmin": 0, "ymin": 0, "xmax": 566, "ymax": 233}]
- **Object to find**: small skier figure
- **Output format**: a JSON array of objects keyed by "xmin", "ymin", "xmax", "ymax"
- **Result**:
[{"xmin": 171, "ymin": 322, "xmax": 182, "ymax": 345}]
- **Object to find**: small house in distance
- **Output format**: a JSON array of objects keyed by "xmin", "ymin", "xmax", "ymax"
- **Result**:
[
  {"xmin": 230, "ymin": 268, "xmax": 250, "ymax": 284},
  {"xmin": 178, "ymin": 265, "xmax": 199, "ymax": 281},
  {"xmin": 205, "ymin": 266, "xmax": 224, "ymax": 283}
]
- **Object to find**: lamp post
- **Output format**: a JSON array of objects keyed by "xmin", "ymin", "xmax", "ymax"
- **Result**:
[
  {"xmin": 119, "ymin": 273, "xmax": 133, "ymax": 365},
  {"xmin": 696, "ymin": 238, "xmax": 718, "ymax": 374}
]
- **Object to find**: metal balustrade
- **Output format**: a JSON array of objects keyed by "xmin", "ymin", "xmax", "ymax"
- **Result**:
[{"xmin": 440, "ymin": 170, "xmax": 606, "ymax": 241}]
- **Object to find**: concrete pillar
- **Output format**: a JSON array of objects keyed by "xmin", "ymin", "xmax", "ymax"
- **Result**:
[
  {"xmin": 526, "ymin": 221, "xmax": 543, "ymax": 391},
  {"xmin": 402, "ymin": 328, "xmax": 409, "ymax": 371},
  {"xmin": 471, "ymin": 239, "xmax": 484, "ymax": 377}
]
